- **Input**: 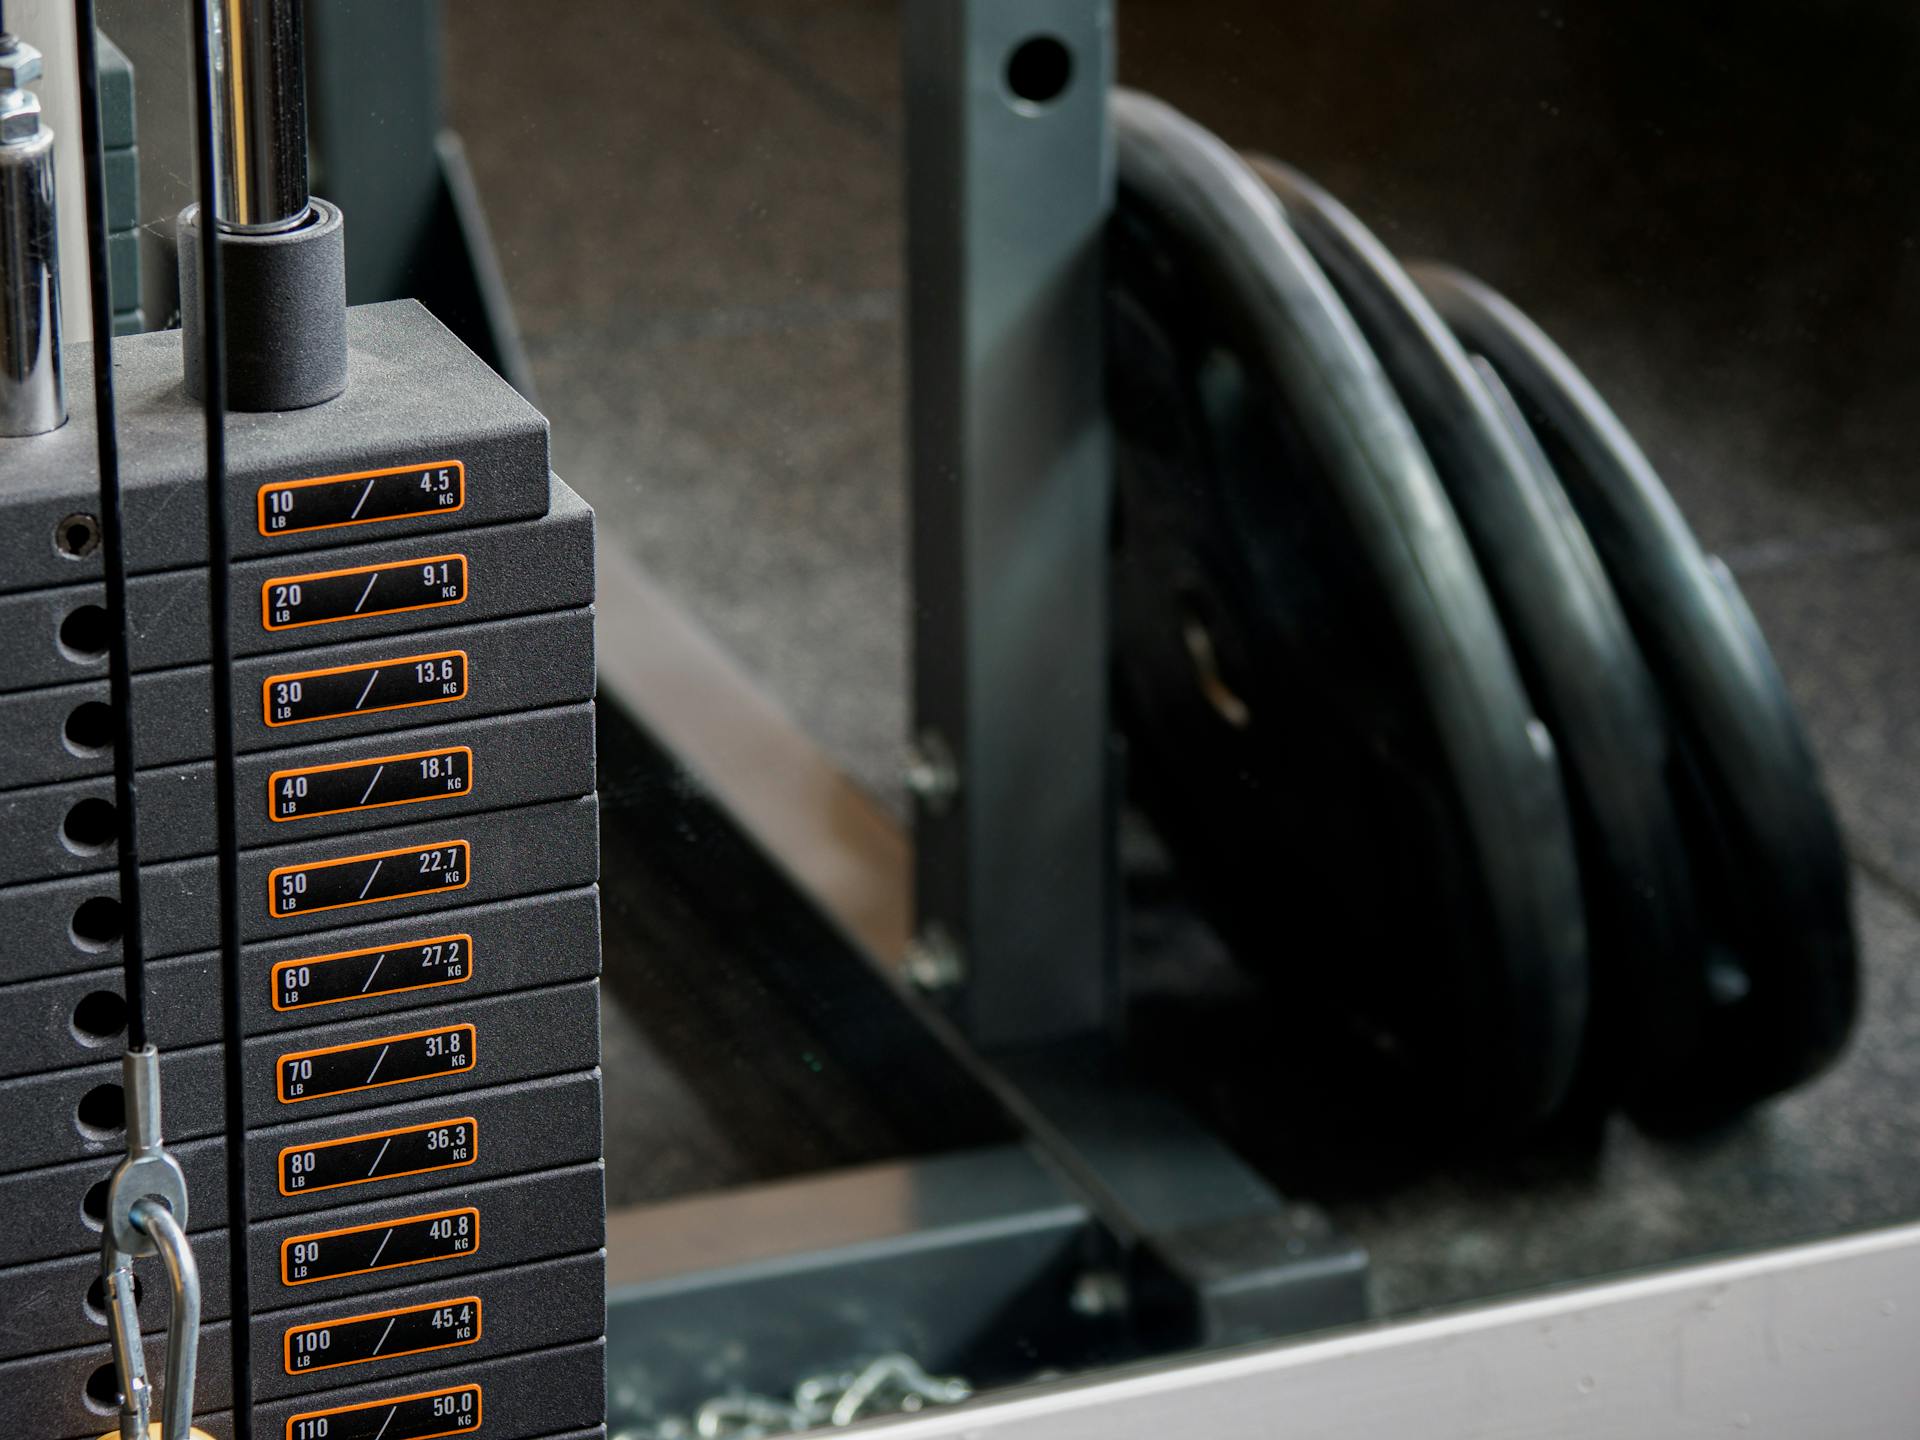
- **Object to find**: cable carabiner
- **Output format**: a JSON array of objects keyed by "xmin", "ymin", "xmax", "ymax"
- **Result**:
[{"xmin": 98, "ymin": 1047, "xmax": 201, "ymax": 1440}]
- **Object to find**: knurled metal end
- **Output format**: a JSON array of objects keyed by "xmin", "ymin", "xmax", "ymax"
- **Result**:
[
  {"xmin": 0, "ymin": 85, "xmax": 39, "ymax": 144},
  {"xmin": 0, "ymin": 35, "xmax": 42, "ymax": 89}
]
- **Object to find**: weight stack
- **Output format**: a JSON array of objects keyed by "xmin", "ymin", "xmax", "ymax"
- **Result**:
[{"xmin": 0, "ymin": 299, "xmax": 607, "ymax": 1440}]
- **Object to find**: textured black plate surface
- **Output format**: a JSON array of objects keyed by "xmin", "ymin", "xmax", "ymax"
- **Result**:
[
  {"xmin": 1108, "ymin": 92, "xmax": 1586, "ymax": 1145},
  {"xmin": 1256, "ymin": 161, "xmax": 1707, "ymax": 1115},
  {"xmin": 1418, "ymin": 263, "xmax": 1857, "ymax": 1125}
]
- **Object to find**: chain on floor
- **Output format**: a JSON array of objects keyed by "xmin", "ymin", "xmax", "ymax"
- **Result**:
[{"xmin": 615, "ymin": 1353, "xmax": 974, "ymax": 1440}]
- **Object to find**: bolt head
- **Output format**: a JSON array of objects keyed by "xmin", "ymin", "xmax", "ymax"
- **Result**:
[
  {"xmin": 0, "ymin": 39, "xmax": 44, "ymax": 90},
  {"xmin": 903, "ymin": 926, "xmax": 966, "ymax": 992},
  {"xmin": 0, "ymin": 89, "xmax": 41, "ymax": 144},
  {"xmin": 904, "ymin": 730, "xmax": 960, "ymax": 815},
  {"xmin": 1069, "ymin": 1269, "xmax": 1129, "ymax": 1318}
]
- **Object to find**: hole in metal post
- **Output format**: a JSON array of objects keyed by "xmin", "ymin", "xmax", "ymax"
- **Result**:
[{"xmin": 1006, "ymin": 35, "xmax": 1073, "ymax": 110}]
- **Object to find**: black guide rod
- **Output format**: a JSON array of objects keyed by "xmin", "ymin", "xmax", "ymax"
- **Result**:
[
  {"xmin": 190, "ymin": 0, "xmax": 252, "ymax": 1433},
  {"xmin": 71, "ymin": 0, "xmax": 147, "ymax": 1048}
]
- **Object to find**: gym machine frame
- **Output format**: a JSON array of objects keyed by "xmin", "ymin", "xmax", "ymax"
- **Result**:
[
  {"xmin": 597, "ymin": 4, "xmax": 1369, "ymax": 1426},
  {"xmin": 589, "ymin": 0, "xmax": 1920, "ymax": 1433}
]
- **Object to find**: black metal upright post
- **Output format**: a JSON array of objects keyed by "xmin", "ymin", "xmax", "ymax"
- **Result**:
[
  {"xmin": 904, "ymin": 0, "xmax": 1117, "ymax": 1051},
  {"xmin": 304, "ymin": 0, "xmax": 534, "ymax": 396}
]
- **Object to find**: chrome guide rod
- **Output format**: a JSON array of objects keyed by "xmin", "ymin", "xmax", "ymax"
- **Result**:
[{"xmin": 206, "ymin": 0, "xmax": 308, "ymax": 231}]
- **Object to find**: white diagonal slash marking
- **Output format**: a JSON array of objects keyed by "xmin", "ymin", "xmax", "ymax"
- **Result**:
[
  {"xmin": 366, "ymin": 1226, "xmax": 395, "ymax": 1269},
  {"xmin": 356, "ymin": 858, "xmax": 384, "ymax": 899},
  {"xmin": 349, "ymin": 478, "xmax": 378, "ymax": 519},
  {"xmin": 353, "ymin": 668, "xmax": 381, "ymax": 710},
  {"xmin": 363, "ymin": 1044, "xmax": 391, "ymax": 1085},
  {"xmin": 364, "ymin": 1135, "xmax": 393, "ymax": 1176},
  {"xmin": 370, "ymin": 1408, "xmax": 398, "ymax": 1440},
  {"xmin": 359, "ymin": 953, "xmax": 386, "ymax": 994},
  {"xmin": 368, "ymin": 1316, "xmax": 399, "ymax": 1356},
  {"xmin": 352, "ymin": 571, "xmax": 380, "ymax": 613},
  {"xmin": 357, "ymin": 765, "xmax": 386, "ymax": 806}
]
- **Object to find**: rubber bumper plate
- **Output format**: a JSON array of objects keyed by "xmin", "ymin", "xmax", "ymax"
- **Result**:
[
  {"xmin": 1255, "ymin": 160, "xmax": 1709, "ymax": 1115},
  {"xmin": 1416, "ymin": 263, "xmax": 1858, "ymax": 1126},
  {"xmin": 1107, "ymin": 90, "xmax": 1587, "ymax": 1143}
]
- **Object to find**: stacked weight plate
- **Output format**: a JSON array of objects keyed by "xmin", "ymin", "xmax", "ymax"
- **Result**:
[
  {"xmin": 0, "ymin": 300, "xmax": 606, "ymax": 1440},
  {"xmin": 1106, "ymin": 91, "xmax": 1854, "ymax": 1165}
]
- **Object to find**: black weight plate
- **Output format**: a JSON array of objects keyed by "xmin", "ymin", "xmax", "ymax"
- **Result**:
[
  {"xmin": 1254, "ymin": 161, "xmax": 1707, "ymax": 1114},
  {"xmin": 1415, "ymin": 263, "xmax": 1857, "ymax": 1125},
  {"xmin": 1107, "ymin": 91, "xmax": 1587, "ymax": 1143}
]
